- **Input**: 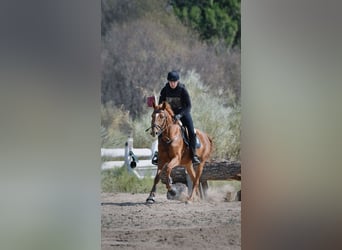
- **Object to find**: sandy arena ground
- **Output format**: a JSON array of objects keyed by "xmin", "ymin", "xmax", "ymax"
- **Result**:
[{"xmin": 101, "ymin": 185, "xmax": 241, "ymax": 250}]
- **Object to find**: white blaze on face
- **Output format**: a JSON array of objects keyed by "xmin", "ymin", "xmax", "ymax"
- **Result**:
[{"xmin": 151, "ymin": 112, "xmax": 161, "ymax": 136}]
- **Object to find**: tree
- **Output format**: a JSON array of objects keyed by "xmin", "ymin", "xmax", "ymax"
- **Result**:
[{"xmin": 172, "ymin": 0, "xmax": 240, "ymax": 50}]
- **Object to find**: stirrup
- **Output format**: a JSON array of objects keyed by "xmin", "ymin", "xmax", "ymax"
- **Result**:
[{"xmin": 192, "ymin": 155, "xmax": 201, "ymax": 164}]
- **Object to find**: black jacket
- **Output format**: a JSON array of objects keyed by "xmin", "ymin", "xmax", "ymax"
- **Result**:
[{"xmin": 158, "ymin": 82, "xmax": 191, "ymax": 117}]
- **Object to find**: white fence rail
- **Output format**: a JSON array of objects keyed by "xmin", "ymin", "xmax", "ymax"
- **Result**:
[{"xmin": 101, "ymin": 137, "xmax": 158, "ymax": 179}]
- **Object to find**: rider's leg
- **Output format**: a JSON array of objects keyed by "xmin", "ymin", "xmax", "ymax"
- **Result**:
[
  {"xmin": 180, "ymin": 113, "xmax": 201, "ymax": 164},
  {"xmin": 190, "ymin": 140, "xmax": 201, "ymax": 164}
]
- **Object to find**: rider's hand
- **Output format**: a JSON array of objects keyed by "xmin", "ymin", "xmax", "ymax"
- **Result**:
[{"xmin": 173, "ymin": 114, "xmax": 182, "ymax": 121}]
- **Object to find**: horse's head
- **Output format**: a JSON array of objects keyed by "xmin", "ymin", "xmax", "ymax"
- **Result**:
[{"xmin": 150, "ymin": 101, "xmax": 174, "ymax": 137}]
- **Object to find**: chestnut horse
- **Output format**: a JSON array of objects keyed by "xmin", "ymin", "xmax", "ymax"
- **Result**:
[{"xmin": 146, "ymin": 101, "xmax": 213, "ymax": 203}]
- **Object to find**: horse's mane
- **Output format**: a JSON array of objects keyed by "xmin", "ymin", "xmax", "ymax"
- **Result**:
[{"xmin": 162, "ymin": 102, "xmax": 174, "ymax": 117}]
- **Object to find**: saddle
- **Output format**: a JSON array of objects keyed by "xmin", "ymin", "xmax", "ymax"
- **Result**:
[{"xmin": 180, "ymin": 125, "xmax": 201, "ymax": 148}]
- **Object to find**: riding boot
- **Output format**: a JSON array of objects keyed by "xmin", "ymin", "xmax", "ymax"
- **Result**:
[
  {"xmin": 191, "ymin": 147, "xmax": 201, "ymax": 164},
  {"xmin": 151, "ymin": 151, "xmax": 158, "ymax": 165}
]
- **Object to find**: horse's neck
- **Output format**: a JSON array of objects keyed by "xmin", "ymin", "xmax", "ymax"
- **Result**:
[
  {"xmin": 161, "ymin": 122, "xmax": 179, "ymax": 140},
  {"xmin": 163, "ymin": 113, "xmax": 173, "ymax": 129}
]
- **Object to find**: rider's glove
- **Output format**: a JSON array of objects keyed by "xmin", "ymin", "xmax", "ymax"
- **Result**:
[{"xmin": 174, "ymin": 114, "xmax": 182, "ymax": 121}]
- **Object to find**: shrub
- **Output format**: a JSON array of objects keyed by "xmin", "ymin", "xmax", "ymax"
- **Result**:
[
  {"xmin": 101, "ymin": 102, "xmax": 133, "ymax": 148},
  {"xmin": 182, "ymin": 70, "xmax": 240, "ymax": 160},
  {"xmin": 101, "ymin": 167, "xmax": 165, "ymax": 193}
]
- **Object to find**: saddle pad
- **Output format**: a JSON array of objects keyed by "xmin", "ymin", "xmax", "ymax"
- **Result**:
[{"xmin": 181, "ymin": 126, "xmax": 201, "ymax": 148}]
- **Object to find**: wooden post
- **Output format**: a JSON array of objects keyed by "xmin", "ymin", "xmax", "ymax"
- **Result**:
[
  {"xmin": 126, "ymin": 137, "xmax": 134, "ymax": 172},
  {"xmin": 124, "ymin": 141, "xmax": 129, "ymax": 168}
]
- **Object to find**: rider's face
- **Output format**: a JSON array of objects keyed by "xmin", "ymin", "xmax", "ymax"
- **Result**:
[{"xmin": 168, "ymin": 80, "xmax": 178, "ymax": 89}]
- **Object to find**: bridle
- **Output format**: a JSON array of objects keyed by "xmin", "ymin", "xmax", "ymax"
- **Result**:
[
  {"xmin": 151, "ymin": 110, "xmax": 168, "ymax": 137},
  {"xmin": 145, "ymin": 108, "xmax": 181, "ymax": 144},
  {"xmin": 145, "ymin": 109, "xmax": 168, "ymax": 137}
]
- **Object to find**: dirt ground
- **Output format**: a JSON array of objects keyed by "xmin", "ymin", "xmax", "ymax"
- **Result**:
[{"xmin": 101, "ymin": 185, "xmax": 241, "ymax": 250}]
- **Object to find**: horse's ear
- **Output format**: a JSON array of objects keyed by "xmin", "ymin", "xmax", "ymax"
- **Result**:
[{"xmin": 161, "ymin": 101, "xmax": 167, "ymax": 110}]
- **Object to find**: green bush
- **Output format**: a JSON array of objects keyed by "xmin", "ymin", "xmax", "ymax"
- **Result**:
[
  {"xmin": 101, "ymin": 102, "xmax": 133, "ymax": 148},
  {"xmin": 131, "ymin": 109, "xmax": 156, "ymax": 149},
  {"xmin": 172, "ymin": 0, "xmax": 241, "ymax": 49},
  {"xmin": 182, "ymin": 70, "xmax": 240, "ymax": 160},
  {"xmin": 101, "ymin": 167, "xmax": 161, "ymax": 193}
]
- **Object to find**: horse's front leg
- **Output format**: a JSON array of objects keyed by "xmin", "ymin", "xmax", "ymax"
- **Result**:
[
  {"xmin": 146, "ymin": 165, "xmax": 164, "ymax": 204},
  {"xmin": 165, "ymin": 157, "xmax": 181, "ymax": 199}
]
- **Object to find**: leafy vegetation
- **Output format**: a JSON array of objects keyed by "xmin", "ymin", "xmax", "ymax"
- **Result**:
[
  {"xmin": 172, "ymin": 0, "xmax": 240, "ymax": 50},
  {"xmin": 101, "ymin": 167, "xmax": 165, "ymax": 194},
  {"xmin": 101, "ymin": 0, "xmax": 240, "ymax": 119},
  {"xmin": 101, "ymin": 167, "xmax": 240, "ymax": 194},
  {"xmin": 101, "ymin": 103, "xmax": 133, "ymax": 148}
]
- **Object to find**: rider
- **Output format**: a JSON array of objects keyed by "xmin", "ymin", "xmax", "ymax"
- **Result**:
[{"xmin": 152, "ymin": 70, "xmax": 201, "ymax": 165}]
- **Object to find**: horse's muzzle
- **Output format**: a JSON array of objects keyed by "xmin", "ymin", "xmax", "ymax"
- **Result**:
[
  {"xmin": 150, "ymin": 124, "xmax": 160, "ymax": 137},
  {"xmin": 150, "ymin": 130, "xmax": 157, "ymax": 137}
]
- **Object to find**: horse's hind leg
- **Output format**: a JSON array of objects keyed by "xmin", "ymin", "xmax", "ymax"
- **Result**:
[
  {"xmin": 188, "ymin": 161, "xmax": 206, "ymax": 201},
  {"xmin": 184, "ymin": 163, "xmax": 196, "ymax": 195}
]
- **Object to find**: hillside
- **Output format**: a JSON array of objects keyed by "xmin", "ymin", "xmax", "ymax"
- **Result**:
[
  {"xmin": 101, "ymin": 0, "xmax": 241, "ymax": 159},
  {"xmin": 101, "ymin": 0, "xmax": 240, "ymax": 119}
]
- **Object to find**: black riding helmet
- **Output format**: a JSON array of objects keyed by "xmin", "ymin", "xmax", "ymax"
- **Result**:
[{"xmin": 167, "ymin": 71, "xmax": 179, "ymax": 81}]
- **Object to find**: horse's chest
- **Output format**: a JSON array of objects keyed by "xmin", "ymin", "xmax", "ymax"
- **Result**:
[{"xmin": 160, "ymin": 143, "xmax": 184, "ymax": 160}]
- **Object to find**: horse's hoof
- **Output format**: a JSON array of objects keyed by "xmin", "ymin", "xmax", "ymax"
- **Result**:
[
  {"xmin": 146, "ymin": 197, "xmax": 155, "ymax": 204},
  {"xmin": 166, "ymin": 189, "xmax": 177, "ymax": 200},
  {"xmin": 187, "ymin": 195, "xmax": 195, "ymax": 203}
]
